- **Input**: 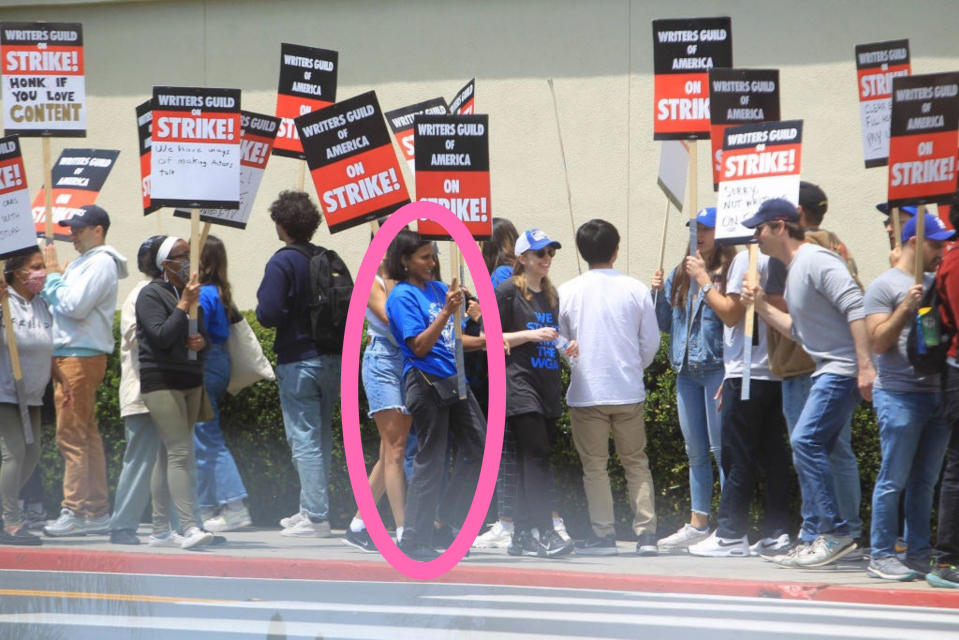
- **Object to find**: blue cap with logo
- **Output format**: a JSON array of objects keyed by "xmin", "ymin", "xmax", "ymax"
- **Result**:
[
  {"xmin": 686, "ymin": 207, "xmax": 716, "ymax": 228},
  {"xmin": 901, "ymin": 212, "xmax": 957, "ymax": 243},
  {"xmin": 57, "ymin": 204, "xmax": 111, "ymax": 231},
  {"xmin": 515, "ymin": 228, "xmax": 561, "ymax": 255}
]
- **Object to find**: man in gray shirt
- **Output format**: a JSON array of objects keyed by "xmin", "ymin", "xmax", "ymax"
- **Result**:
[
  {"xmin": 863, "ymin": 212, "xmax": 953, "ymax": 581},
  {"xmin": 741, "ymin": 198, "xmax": 876, "ymax": 568}
]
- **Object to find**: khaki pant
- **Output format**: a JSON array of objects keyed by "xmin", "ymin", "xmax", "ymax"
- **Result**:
[
  {"xmin": 0, "ymin": 404, "xmax": 41, "ymax": 526},
  {"xmin": 54, "ymin": 355, "xmax": 109, "ymax": 518},
  {"xmin": 570, "ymin": 403, "xmax": 656, "ymax": 537}
]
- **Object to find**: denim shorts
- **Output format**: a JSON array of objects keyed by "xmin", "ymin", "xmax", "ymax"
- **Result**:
[{"xmin": 362, "ymin": 336, "xmax": 409, "ymax": 418}]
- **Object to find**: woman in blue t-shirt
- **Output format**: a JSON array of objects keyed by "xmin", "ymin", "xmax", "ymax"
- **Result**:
[
  {"xmin": 385, "ymin": 229, "xmax": 487, "ymax": 562},
  {"xmin": 194, "ymin": 236, "xmax": 250, "ymax": 533}
]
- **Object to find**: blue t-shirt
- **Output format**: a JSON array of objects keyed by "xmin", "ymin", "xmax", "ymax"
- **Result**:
[
  {"xmin": 387, "ymin": 280, "xmax": 457, "ymax": 378},
  {"xmin": 199, "ymin": 284, "xmax": 230, "ymax": 345},
  {"xmin": 491, "ymin": 265, "xmax": 513, "ymax": 289}
]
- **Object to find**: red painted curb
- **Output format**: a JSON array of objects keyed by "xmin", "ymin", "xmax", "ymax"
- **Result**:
[{"xmin": 2, "ymin": 548, "xmax": 957, "ymax": 609}]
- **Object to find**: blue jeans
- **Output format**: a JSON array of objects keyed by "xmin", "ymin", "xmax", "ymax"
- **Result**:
[
  {"xmin": 870, "ymin": 388, "xmax": 950, "ymax": 559},
  {"xmin": 194, "ymin": 344, "xmax": 248, "ymax": 510},
  {"xmin": 782, "ymin": 373, "xmax": 862, "ymax": 540},
  {"xmin": 276, "ymin": 354, "xmax": 341, "ymax": 521},
  {"xmin": 790, "ymin": 373, "xmax": 862, "ymax": 538},
  {"xmin": 675, "ymin": 365, "xmax": 725, "ymax": 515},
  {"xmin": 110, "ymin": 413, "xmax": 161, "ymax": 532}
]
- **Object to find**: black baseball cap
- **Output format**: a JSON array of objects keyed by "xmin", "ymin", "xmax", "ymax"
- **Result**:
[
  {"xmin": 798, "ymin": 181, "xmax": 828, "ymax": 218},
  {"xmin": 58, "ymin": 204, "xmax": 110, "ymax": 231}
]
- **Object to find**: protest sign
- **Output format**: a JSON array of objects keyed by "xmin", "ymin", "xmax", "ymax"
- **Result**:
[
  {"xmin": 296, "ymin": 91, "xmax": 410, "ymax": 233},
  {"xmin": 708, "ymin": 68, "xmax": 779, "ymax": 189},
  {"xmin": 31, "ymin": 148, "xmax": 118, "ymax": 239},
  {"xmin": 658, "ymin": 140, "xmax": 689, "ymax": 210},
  {"xmin": 855, "ymin": 39, "xmax": 910, "ymax": 168},
  {"xmin": 652, "ymin": 17, "xmax": 732, "ymax": 140},
  {"xmin": 273, "ymin": 43, "xmax": 338, "ymax": 159},
  {"xmin": 0, "ymin": 136, "xmax": 36, "ymax": 258},
  {"xmin": 150, "ymin": 86, "xmax": 241, "ymax": 209},
  {"xmin": 135, "ymin": 99, "xmax": 160, "ymax": 216},
  {"xmin": 385, "ymin": 97, "xmax": 448, "ymax": 175},
  {"xmin": 173, "ymin": 111, "xmax": 280, "ymax": 229},
  {"xmin": 415, "ymin": 113, "xmax": 491, "ymax": 240},
  {"xmin": 715, "ymin": 120, "xmax": 803, "ymax": 245},
  {"xmin": 449, "ymin": 79, "xmax": 475, "ymax": 115},
  {"xmin": 887, "ymin": 72, "xmax": 959, "ymax": 208},
  {"xmin": 1, "ymin": 22, "xmax": 85, "ymax": 137}
]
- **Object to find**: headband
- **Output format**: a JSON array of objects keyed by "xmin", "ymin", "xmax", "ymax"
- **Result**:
[{"xmin": 155, "ymin": 236, "xmax": 181, "ymax": 270}]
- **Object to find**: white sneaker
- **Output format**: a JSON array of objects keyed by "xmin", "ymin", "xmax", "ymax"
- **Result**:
[
  {"xmin": 688, "ymin": 531, "xmax": 750, "ymax": 557},
  {"xmin": 767, "ymin": 542, "xmax": 810, "ymax": 567},
  {"xmin": 553, "ymin": 517, "xmax": 571, "ymax": 542},
  {"xmin": 749, "ymin": 533, "xmax": 791, "ymax": 557},
  {"xmin": 81, "ymin": 513, "xmax": 111, "ymax": 535},
  {"xmin": 204, "ymin": 507, "xmax": 252, "ymax": 532},
  {"xmin": 795, "ymin": 534, "xmax": 857, "ymax": 568},
  {"xmin": 472, "ymin": 520, "xmax": 514, "ymax": 549},
  {"xmin": 43, "ymin": 508, "xmax": 85, "ymax": 537},
  {"xmin": 279, "ymin": 511, "xmax": 305, "ymax": 529},
  {"xmin": 181, "ymin": 526, "xmax": 215, "ymax": 549},
  {"xmin": 657, "ymin": 523, "xmax": 710, "ymax": 551},
  {"xmin": 281, "ymin": 518, "xmax": 332, "ymax": 538},
  {"xmin": 148, "ymin": 531, "xmax": 185, "ymax": 547}
]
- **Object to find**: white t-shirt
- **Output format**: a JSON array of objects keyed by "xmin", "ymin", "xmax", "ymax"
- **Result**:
[
  {"xmin": 558, "ymin": 269, "xmax": 660, "ymax": 407},
  {"xmin": 723, "ymin": 250, "xmax": 785, "ymax": 381},
  {"xmin": 0, "ymin": 289, "xmax": 53, "ymax": 406}
]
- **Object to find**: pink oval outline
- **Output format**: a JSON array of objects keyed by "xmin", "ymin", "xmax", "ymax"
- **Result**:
[{"xmin": 340, "ymin": 200, "xmax": 505, "ymax": 580}]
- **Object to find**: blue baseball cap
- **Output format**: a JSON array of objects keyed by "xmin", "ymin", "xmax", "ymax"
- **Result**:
[
  {"xmin": 58, "ymin": 204, "xmax": 111, "ymax": 231},
  {"xmin": 686, "ymin": 207, "xmax": 716, "ymax": 228},
  {"xmin": 515, "ymin": 228, "xmax": 561, "ymax": 255},
  {"xmin": 741, "ymin": 198, "xmax": 800, "ymax": 228},
  {"xmin": 876, "ymin": 203, "xmax": 918, "ymax": 217},
  {"xmin": 902, "ymin": 212, "xmax": 956, "ymax": 243}
]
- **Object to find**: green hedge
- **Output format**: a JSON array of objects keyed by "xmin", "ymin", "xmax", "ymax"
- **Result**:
[{"xmin": 36, "ymin": 311, "xmax": 886, "ymax": 540}]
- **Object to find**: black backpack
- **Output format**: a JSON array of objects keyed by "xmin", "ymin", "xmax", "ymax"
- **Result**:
[
  {"xmin": 907, "ymin": 281, "xmax": 953, "ymax": 376},
  {"xmin": 282, "ymin": 243, "xmax": 354, "ymax": 353}
]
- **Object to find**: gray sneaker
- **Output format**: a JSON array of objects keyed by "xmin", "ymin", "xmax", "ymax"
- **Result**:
[
  {"xmin": 767, "ymin": 542, "xmax": 810, "ymax": 567},
  {"xmin": 796, "ymin": 534, "xmax": 858, "ymax": 568},
  {"xmin": 866, "ymin": 556, "xmax": 919, "ymax": 581},
  {"xmin": 81, "ymin": 513, "xmax": 111, "ymax": 535},
  {"xmin": 43, "ymin": 508, "xmax": 85, "ymax": 537}
]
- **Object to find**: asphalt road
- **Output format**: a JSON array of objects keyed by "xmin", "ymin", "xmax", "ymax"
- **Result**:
[{"xmin": 1, "ymin": 569, "xmax": 958, "ymax": 639}]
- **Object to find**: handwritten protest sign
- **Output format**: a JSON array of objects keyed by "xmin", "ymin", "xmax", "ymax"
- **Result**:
[
  {"xmin": 150, "ymin": 86, "xmax": 241, "ymax": 209},
  {"xmin": 0, "ymin": 137, "xmax": 36, "ymax": 258},
  {"xmin": 449, "ymin": 79, "xmax": 475, "ymax": 115},
  {"xmin": 1, "ymin": 22, "xmax": 85, "ymax": 137},
  {"xmin": 385, "ymin": 97, "xmax": 448, "ymax": 175},
  {"xmin": 296, "ymin": 91, "xmax": 409, "ymax": 233},
  {"xmin": 855, "ymin": 39, "xmax": 910, "ymax": 168},
  {"xmin": 715, "ymin": 120, "xmax": 803, "ymax": 245},
  {"xmin": 652, "ymin": 17, "xmax": 732, "ymax": 140},
  {"xmin": 31, "ymin": 148, "xmax": 118, "ymax": 239},
  {"xmin": 887, "ymin": 72, "xmax": 959, "ymax": 208},
  {"xmin": 172, "ymin": 111, "xmax": 280, "ymax": 229},
  {"xmin": 415, "ymin": 113, "xmax": 491, "ymax": 240},
  {"xmin": 273, "ymin": 43, "xmax": 338, "ymax": 159},
  {"xmin": 708, "ymin": 68, "xmax": 779, "ymax": 190}
]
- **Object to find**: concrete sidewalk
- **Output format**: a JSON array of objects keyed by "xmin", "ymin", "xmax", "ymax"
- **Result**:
[{"xmin": 2, "ymin": 526, "xmax": 957, "ymax": 609}]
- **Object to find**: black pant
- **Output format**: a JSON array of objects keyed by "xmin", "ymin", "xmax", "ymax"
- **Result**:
[
  {"xmin": 509, "ymin": 413, "xmax": 558, "ymax": 534},
  {"xmin": 717, "ymin": 378, "xmax": 793, "ymax": 539},
  {"xmin": 403, "ymin": 369, "xmax": 485, "ymax": 547},
  {"xmin": 936, "ymin": 366, "xmax": 959, "ymax": 564}
]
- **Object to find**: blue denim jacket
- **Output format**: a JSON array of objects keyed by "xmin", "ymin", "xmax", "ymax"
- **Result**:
[{"xmin": 654, "ymin": 267, "xmax": 725, "ymax": 373}]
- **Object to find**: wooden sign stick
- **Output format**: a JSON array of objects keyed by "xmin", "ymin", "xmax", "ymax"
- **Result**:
[
  {"xmin": 188, "ymin": 208, "xmax": 201, "ymax": 360},
  {"xmin": 653, "ymin": 199, "xmax": 671, "ymax": 305},
  {"xmin": 741, "ymin": 243, "xmax": 759, "ymax": 401},
  {"xmin": 914, "ymin": 205, "xmax": 926, "ymax": 284},
  {"xmin": 296, "ymin": 161, "xmax": 306, "ymax": 192},
  {"xmin": 42, "ymin": 138, "xmax": 54, "ymax": 244},
  {"xmin": 687, "ymin": 141, "xmax": 699, "ymax": 255},
  {"xmin": 198, "ymin": 221, "xmax": 212, "ymax": 251},
  {"xmin": 892, "ymin": 207, "xmax": 902, "ymax": 249}
]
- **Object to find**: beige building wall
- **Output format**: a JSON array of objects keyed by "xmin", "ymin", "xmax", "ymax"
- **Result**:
[{"xmin": 1, "ymin": 0, "xmax": 958, "ymax": 309}]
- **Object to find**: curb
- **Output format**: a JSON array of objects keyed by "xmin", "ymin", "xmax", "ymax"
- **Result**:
[{"xmin": 2, "ymin": 548, "xmax": 957, "ymax": 610}]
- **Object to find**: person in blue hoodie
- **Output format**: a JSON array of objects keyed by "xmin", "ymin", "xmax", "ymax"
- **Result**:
[{"xmin": 40, "ymin": 205, "xmax": 128, "ymax": 538}]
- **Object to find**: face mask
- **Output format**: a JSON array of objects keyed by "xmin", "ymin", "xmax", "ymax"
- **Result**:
[
  {"xmin": 22, "ymin": 269, "xmax": 46, "ymax": 294},
  {"xmin": 173, "ymin": 260, "xmax": 191, "ymax": 283}
]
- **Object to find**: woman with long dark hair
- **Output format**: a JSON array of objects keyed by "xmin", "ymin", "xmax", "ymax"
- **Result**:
[{"xmin": 194, "ymin": 235, "xmax": 250, "ymax": 532}]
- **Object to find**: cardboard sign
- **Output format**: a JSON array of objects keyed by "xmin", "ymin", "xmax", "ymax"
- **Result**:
[
  {"xmin": 1, "ymin": 22, "xmax": 85, "ymax": 137},
  {"xmin": 31, "ymin": 148, "xmax": 118, "ymax": 239},
  {"xmin": 273, "ymin": 43, "xmax": 338, "ymax": 159},
  {"xmin": 448, "ymin": 79, "xmax": 475, "ymax": 115},
  {"xmin": 652, "ymin": 17, "xmax": 732, "ymax": 140},
  {"xmin": 887, "ymin": 72, "xmax": 959, "ymax": 208},
  {"xmin": 715, "ymin": 120, "xmax": 803, "ymax": 245},
  {"xmin": 296, "ymin": 91, "xmax": 410, "ymax": 233},
  {"xmin": 150, "ymin": 86, "xmax": 241, "ymax": 210},
  {"xmin": 709, "ymin": 68, "xmax": 779, "ymax": 190},
  {"xmin": 855, "ymin": 39, "xmax": 910, "ymax": 168},
  {"xmin": 657, "ymin": 140, "xmax": 689, "ymax": 210},
  {"xmin": 0, "ymin": 136, "xmax": 37, "ymax": 259},
  {"xmin": 173, "ymin": 111, "xmax": 280, "ymax": 229},
  {"xmin": 385, "ymin": 97, "xmax": 448, "ymax": 175},
  {"xmin": 415, "ymin": 114, "xmax": 491, "ymax": 240},
  {"xmin": 135, "ymin": 99, "xmax": 160, "ymax": 215}
]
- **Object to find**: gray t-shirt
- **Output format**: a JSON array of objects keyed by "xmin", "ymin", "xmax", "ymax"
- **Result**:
[
  {"xmin": 785, "ymin": 243, "xmax": 866, "ymax": 379},
  {"xmin": 0, "ymin": 290, "xmax": 53, "ymax": 406},
  {"xmin": 724, "ymin": 250, "xmax": 785, "ymax": 380},
  {"xmin": 864, "ymin": 268, "xmax": 939, "ymax": 392}
]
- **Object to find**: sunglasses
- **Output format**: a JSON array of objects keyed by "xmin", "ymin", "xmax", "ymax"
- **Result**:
[{"xmin": 533, "ymin": 247, "xmax": 556, "ymax": 258}]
